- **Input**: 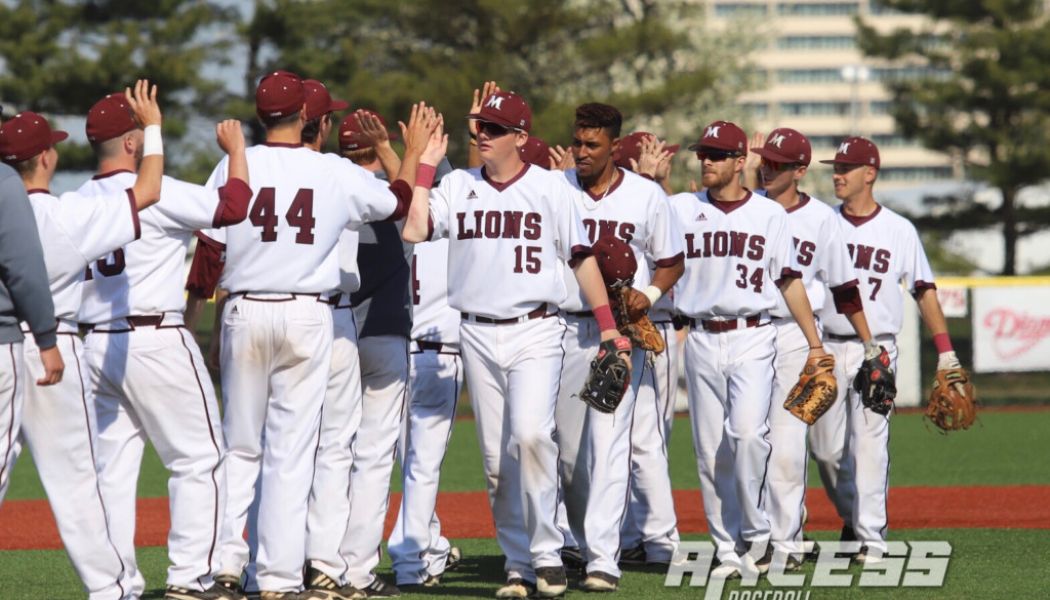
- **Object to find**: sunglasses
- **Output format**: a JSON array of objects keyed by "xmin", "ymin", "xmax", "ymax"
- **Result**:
[
  {"xmin": 761, "ymin": 157, "xmax": 801, "ymax": 172},
  {"xmin": 832, "ymin": 163, "xmax": 864, "ymax": 175},
  {"xmin": 696, "ymin": 149, "xmax": 741, "ymax": 162},
  {"xmin": 477, "ymin": 121, "xmax": 516, "ymax": 138}
]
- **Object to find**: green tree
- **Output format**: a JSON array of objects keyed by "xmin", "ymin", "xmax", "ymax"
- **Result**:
[
  {"xmin": 0, "ymin": 0, "xmax": 237, "ymax": 178},
  {"xmin": 241, "ymin": 0, "xmax": 759, "ymax": 167},
  {"xmin": 855, "ymin": 0, "xmax": 1050, "ymax": 275}
]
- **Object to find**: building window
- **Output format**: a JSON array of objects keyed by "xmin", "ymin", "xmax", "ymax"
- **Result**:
[
  {"xmin": 779, "ymin": 101, "xmax": 851, "ymax": 116},
  {"xmin": 777, "ymin": 2, "xmax": 860, "ymax": 16},
  {"xmin": 879, "ymin": 167, "xmax": 954, "ymax": 181},
  {"xmin": 777, "ymin": 68, "xmax": 844, "ymax": 84},
  {"xmin": 872, "ymin": 66, "xmax": 951, "ymax": 81},
  {"xmin": 777, "ymin": 35, "xmax": 856, "ymax": 50},
  {"xmin": 869, "ymin": 100, "xmax": 892, "ymax": 115},
  {"xmin": 741, "ymin": 102, "xmax": 770, "ymax": 118},
  {"xmin": 714, "ymin": 3, "xmax": 768, "ymax": 16}
]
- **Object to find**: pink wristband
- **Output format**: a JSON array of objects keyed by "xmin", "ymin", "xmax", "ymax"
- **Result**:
[
  {"xmin": 933, "ymin": 332, "xmax": 953, "ymax": 353},
  {"xmin": 593, "ymin": 304, "xmax": 617, "ymax": 332},
  {"xmin": 415, "ymin": 164, "xmax": 437, "ymax": 189}
]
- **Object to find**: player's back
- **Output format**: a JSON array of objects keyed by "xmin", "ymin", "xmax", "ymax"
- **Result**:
[
  {"xmin": 27, "ymin": 190, "xmax": 137, "ymax": 323},
  {"xmin": 217, "ymin": 145, "xmax": 396, "ymax": 294}
]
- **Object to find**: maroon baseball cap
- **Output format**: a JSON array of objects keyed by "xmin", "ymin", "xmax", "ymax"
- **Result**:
[
  {"xmin": 0, "ymin": 111, "xmax": 68, "ymax": 163},
  {"xmin": 687, "ymin": 120, "xmax": 748, "ymax": 154},
  {"xmin": 819, "ymin": 136, "xmax": 880, "ymax": 169},
  {"xmin": 467, "ymin": 91, "xmax": 531, "ymax": 132},
  {"xmin": 614, "ymin": 131, "xmax": 680, "ymax": 170},
  {"xmin": 256, "ymin": 70, "xmax": 306, "ymax": 120},
  {"xmin": 592, "ymin": 235, "xmax": 638, "ymax": 287},
  {"xmin": 518, "ymin": 136, "xmax": 551, "ymax": 169},
  {"xmin": 303, "ymin": 79, "xmax": 349, "ymax": 120},
  {"xmin": 753, "ymin": 128, "xmax": 812, "ymax": 166},
  {"xmin": 338, "ymin": 109, "xmax": 397, "ymax": 151},
  {"xmin": 86, "ymin": 93, "xmax": 137, "ymax": 143}
]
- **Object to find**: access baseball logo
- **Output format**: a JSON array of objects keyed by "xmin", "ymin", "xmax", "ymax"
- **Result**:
[{"xmin": 664, "ymin": 541, "xmax": 951, "ymax": 599}]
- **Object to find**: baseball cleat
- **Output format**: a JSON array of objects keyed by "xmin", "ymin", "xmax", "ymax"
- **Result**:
[
  {"xmin": 854, "ymin": 545, "xmax": 886, "ymax": 565},
  {"xmin": 753, "ymin": 546, "xmax": 774, "ymax": 574},
  {"xmin": 581, "ymin": 571, "xmax": 619, "ymax": 592},
  {"xmin": 535, "ymin": 566, "xmax": 568, "ymax": 598},
  {"xmin": 359, "ymin": 577, "xmax": 400, "ymax": 598},
  {"xmin": 617, "ymin": 545, "xmax": 646, "ymax": 567},
  {"xmin": 446, "ymin": 546, "xmax": 463, "ymax": 571},
  {"xmin": 495, "ymin": 577, "xmax": 536, "ymax": 599},
  {"xmin": 214, "ymin": 573, "xmax": 245, "ymax": 598},
  {"xmin": 304, "ymin": 565, "xmax": 365, "ymax": 599},
  {"xmin": 561, "ymin": 546, "xmax": 586, "ymax": 570},
  {"xmin": 165, "ymin": 585, "xmax": 247, "ymax": 600}
]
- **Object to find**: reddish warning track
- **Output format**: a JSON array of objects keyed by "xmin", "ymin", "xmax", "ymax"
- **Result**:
[{"xmin": 1, "ymin": 485, "xmax": 1046, "ymax": 550}]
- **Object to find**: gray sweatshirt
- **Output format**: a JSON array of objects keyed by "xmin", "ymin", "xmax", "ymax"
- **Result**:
[{"xmin": 0, "ymin": 163, "xmax": 57, "ymax": 349}]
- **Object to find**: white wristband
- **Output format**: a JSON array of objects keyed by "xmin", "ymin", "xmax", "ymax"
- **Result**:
[
  {"xmin": 143, "ymin": 124, "xmax": 163, "ymax": 157},
  {"xmin": 643, "ymin": 285, "xmax": 662, "ymax": 306}
]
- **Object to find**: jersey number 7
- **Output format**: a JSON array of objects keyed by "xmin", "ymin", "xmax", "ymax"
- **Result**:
[{"xmin": 249, "ymin": 187, "xmax": 316, "ymax": 244}]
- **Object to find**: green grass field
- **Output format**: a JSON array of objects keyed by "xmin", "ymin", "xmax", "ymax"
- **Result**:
[{"xmin": 2, "ymin": 409, "xmax": 1047, "ymax": 599}]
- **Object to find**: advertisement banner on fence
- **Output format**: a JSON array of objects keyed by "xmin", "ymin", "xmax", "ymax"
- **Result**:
[
  {"xmin": 937, "ymin": 286, "xmax": 968, "ymax": 319},
  {"xmin": 973, "ymin": 286, "xmax": 1050, "ymax": 373}
]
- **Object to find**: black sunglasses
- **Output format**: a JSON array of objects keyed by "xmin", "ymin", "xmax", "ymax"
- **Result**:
[
  {"xmin": 761, "ymin": 157, "xmax": 801, "ymax": 172},
  {"xmin": 696, "ymin": 149, "xmax": 741, "ymax": 162},
  {"xmin": 478, "ymin": 121, "xmax": 515, "ymax": 138}
]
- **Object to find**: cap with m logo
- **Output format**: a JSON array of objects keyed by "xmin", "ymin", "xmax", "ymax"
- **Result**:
[
  {"xmin": 819, "ymin": 135, "xmax": 880, "ymax": 169},
  {"xmin": 753, "ymin": 127, "xmax": 811, "ymax": 166},
  {"xmin": 687, "ymin": 120, "xmax": 747, "ymax": 154},
  {"xmin": 467, "ymin": 91, "xmax": 531, "ymax": 132}
]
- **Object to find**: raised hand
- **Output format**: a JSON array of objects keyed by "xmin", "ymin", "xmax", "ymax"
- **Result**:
[
  {"xmin": 422, "ymin": 114, "xmax": 448, "ymax": 167},
  {"xmin": 744, "ymin": 131, "xmax": 766, "ymax": 172},
  {"xmin": 356, "ymin": 110, "xmax": 391, "ymax": 147},
  {"xmin": 469, "ymin": 81, "xmax": 501, "ymax": 136},
  {"xmin": 125, "ymin": 79, "xmax": 161, "ymax": 127},
  {"xmin": 215, "ymin": 119, "xmax": 245, "ymax": 155},
  {"xmin": 630, "ymin": 134, "xmax": 665, "ymax": 178},
  {"xmin": 549, "ymin": 144, "xmax": 575, "ymax": 170},
  {"xmin": 399, "ymin": 102, "xmax": 439, "ymax": 156}
]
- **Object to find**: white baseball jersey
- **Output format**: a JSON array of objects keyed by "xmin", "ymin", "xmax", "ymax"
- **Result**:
[
  {"xmin": 427, "ymin": 165, "xmax": 590, "ymax": 319},
  {"xmin": 668, "ymin": 190, "xmax": 798, "ymax": 318},
  {"xmin": 770, "ymin": 193, "xmax": 858, "ymax": 319},
  {"xmin": 76, "ymin": 171, "xmax": 239, "ymax": 323},
  {"xmin": 821, "ymin": 204, "xmax": 935, "ymax": 337},
  {"xmin": 557, "ymin": 168, "xmax": 684, "ymax": 313},
  {"xmin": 410, "ymin": 238, "xmax": 458, "ymax": 345},
  {"xmin": 205, "ymin": 145, "xmax": 403, "ymax": 294},
  {"xmin": 26, "ymin": 189, "xmax": 138, "ymax": 321}
]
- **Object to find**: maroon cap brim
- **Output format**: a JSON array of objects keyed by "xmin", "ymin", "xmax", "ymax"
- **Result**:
[
  {"xmin": 818, "ymin": 158, "xmax": 872, "ymax": 166},
  {"xmin": 664, "ymin": 144, "xmax": 680, "ymax": 155},
  {"xmin": 753, "ymin": 147, "xmax": 800, "ymax": 164},
  {"xmin": 51, "ymin": 131, "xmax": 69, "ymax": 145},
  {"xmin": 330, "ymin": 99, "xmax": 349, "ymax": 112}
]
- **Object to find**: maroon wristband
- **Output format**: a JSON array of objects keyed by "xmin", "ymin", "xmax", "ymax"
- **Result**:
[
  {"xmin": 593, "ymin": 304, "xmax": 617, "ymax": 332},
  {"xmin": 416, "ymin": 163, "xmax": 437, "ymax": 189},
  {"xmin": 933, "ymin": 332, "xmax": 953, "ymax": 353}
]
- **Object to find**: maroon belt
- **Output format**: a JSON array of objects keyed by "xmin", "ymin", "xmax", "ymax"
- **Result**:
[
  {"xmin": 462, "ymin": 303, "xmax": 550, "ymax": 325},
  {"xmin": 86, "ymin": 314, "xmax": 171, "ymax": 333},
  {"xmin": 687, "ymin": 314, "xmax": 765, "ymax": 333}
]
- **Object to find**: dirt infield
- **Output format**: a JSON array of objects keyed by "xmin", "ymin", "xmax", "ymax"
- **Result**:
[{"xmin": 1, "ymin": 484, "xmax": 1046, "ymax": 551}]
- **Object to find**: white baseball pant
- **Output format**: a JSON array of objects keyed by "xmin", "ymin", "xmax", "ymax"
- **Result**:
[
  {"xmin": 465, "ymin": 313, "xmax": 564, "ymax": 582},
  {"xmin": 620, "ymin": 320, "xmax": 680, "ymax": 562},
  {"xmin": 554, "ymin": 314, "xmax": 644, "ymax": 578},
  {"xmin": 340, "ymin": 334, "xmax": 408, "ymax": 589},
  {"xmin": 18, "ymin": 333, "xmax": 131, "ymax": 599},
  {"xmin": 88, "ymin": 315, "xmax": 226, "ymax": 594},
  {"xmin": 684, "ymin": 320, "xmax": 776, "ymax": 567},
  {"xmin": 765, "ymin": 319, "xmax": 814, "ymax": 557},
  {"xmin": 217, "ymin": 295, "xmax": 332, "ymax": 593},
  {"xmin": 389, "ymin": 343, "xmax": 463, "ymax": 585},
  {"xmin": 814, "ymin": 335, "xmax": 897, "ymax": 554},
  {"xmin": 0, "ymin": 341, "xmax": 25, "ymax": 507}
]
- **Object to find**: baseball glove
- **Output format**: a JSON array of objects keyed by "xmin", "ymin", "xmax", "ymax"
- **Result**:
[
  {"xmin": 925, "ymin": 368, "xmax": 977, "ymax": 432},
  {"xmin": 578, "ymin": 337, "xmax": 632, "ymax": 413},
  {"xmin": 783, "ymin": 354, "xmax": 838, "ymax": 425},
  {"xmin": 854, "ymin": 346, "xmax": 896, "ymax": 415},
  {"xmin": 613, "ymin": 287, "xmax": 665, "ymax": 354}
]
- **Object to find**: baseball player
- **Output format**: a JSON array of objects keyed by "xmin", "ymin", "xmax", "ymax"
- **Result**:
[
  {"xmin": 808, "ymin": 137, "xmax": 962, "ymax": 563},
  {"xmin": 401, "ymin": 91, "xmax": 629, "ymax": 599},
  {"xmin": 73, "ymin": 81, "xmax": 251, "ymax": 600},
  {"xmin": 386, "ymin": 234, "xmax": 463, "ymax": 588},
  {"xmin": 334, "ymin": 107, "xmax": 415, "ymax": 598},
  {"xmin": 203, "ymin": 71, "xmax": 435, "ymax": 599},
  {"xmin": 614, "ymin": 132, "xmax": 684, "ymax": 568},
  {"xmin": 742, "ymin": 128, "xmax": 880, "ymax": 568},
  {"xmin": 553, "ymin": 103, "xmax": 684, "ymax": 592},
  {"xmin": 667, "ymin": 120, "xmax": 827, "ymax": 578},
  {"xmin": 0, "ymin": 86, "xmax": 168, "ymax": 599}
]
